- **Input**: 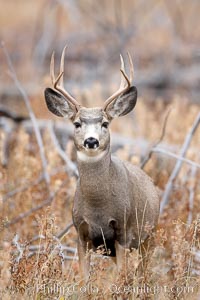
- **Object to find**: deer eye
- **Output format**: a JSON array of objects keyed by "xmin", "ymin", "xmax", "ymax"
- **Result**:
[
  {"xmin": 102, "ymin": 122, "xmax": 109, "ymax": 129},
  {"xmin": 74, "ymin": 122, "xmax": 81, "ymax": 129}
]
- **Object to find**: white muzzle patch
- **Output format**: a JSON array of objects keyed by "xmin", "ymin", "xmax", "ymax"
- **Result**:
[
  {"xmin": 77, "ymin": 150, "xmax": 106, "ymax": 162},
  {"xmin": 84, "ymin": 124, "xmax": 99, "ymax": 141}
]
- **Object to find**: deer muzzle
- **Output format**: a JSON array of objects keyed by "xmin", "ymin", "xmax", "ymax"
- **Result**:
[{"xmin": 84, "ymin": 137, "xmax": 100, "ymax": 149}]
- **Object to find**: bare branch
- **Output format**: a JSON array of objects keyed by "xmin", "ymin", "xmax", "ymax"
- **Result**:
[
  {"xmin": 29, "ymin": 235, "xmax": 45, "ymax": 243},
  {"xmin": 187, "ymin": 166, "xmax": 197, "ymax": 226},
  {"xmin": 12, "ymin": 234, "xmax": 24, "ymax": 263},
  {"xmin": 5, "ymin": 178, "xmax": 68, "ymax": 227},
  {"xmin": 56, "ymin": 221, "xmax": 74, "ymax": 239},
  {"xmin": 152, "ymin": 148, "xmax": 200, "ymax": 169},
  {"xmin": 2, "ymin": 166, "xmax": 67, "ymax": 202},
  {"xmin": 3, "ymin": 174, "xmax": 44, "ymax": 202},
  {"xmin": 63, "ymin": 255, "xmax": 78, "ymax": 261},
  {"xmin": 160, "ymin": 112, "xmax": 200, "ymax": 214},
  {"xmin": 141, "ymin": 108, "xmax": 171, "ymax": 169},
  {"xmin": 0, "ymin": 107, "xmax": 27, "ymax": 122},
  {"xmin": 1, "ymin": 41, "xmax": 50, "ymax": 187},
  {"xmin": 6, "ymin": 197, "xmax": 53, "ymax": 227},
  {"xmin": 48, "ymin": 123, "xmax": 78, "ymax": 178},
  {"xmin": 1, "ymin": 122, "xmax": 13, "ymax": 167}
]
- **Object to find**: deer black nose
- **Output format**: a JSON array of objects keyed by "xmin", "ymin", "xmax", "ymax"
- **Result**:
[{"xmin": 84, "ymin": 137, "xmax": 99, "ymax": 149}]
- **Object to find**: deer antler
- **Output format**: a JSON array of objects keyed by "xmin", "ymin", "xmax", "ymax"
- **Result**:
[
  {"xmin": 50, "ymin": 46, "xmax": 81, "ymax": 111},
  {"xmin": 103, "ymin": 52, "xmax": 134, "ymax": 111}
]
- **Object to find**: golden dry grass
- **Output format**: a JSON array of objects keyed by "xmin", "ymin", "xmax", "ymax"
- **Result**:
[
  {"xmin": 1, "ymin": 1, "xmax": 200, "ymax": 299},
  {"xmin": 0, "ymin": 94, "xmax": 200, "ymax": 299}
]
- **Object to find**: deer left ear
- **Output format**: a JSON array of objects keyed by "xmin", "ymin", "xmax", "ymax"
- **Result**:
[
  {"xmin": 44, "ymin": 87, "xmax": 76, "ymax": 120},
  {"xmin": 105, "ymin": 86, "xmax": 137, "ymax": 119}
]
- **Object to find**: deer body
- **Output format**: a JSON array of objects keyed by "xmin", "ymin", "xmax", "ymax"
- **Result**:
[
  {"xmin": 44, "ymin": 47, "xmax": 160, "ymax": 278},
  {"xmin": 74, "ymin": 148, "xmax": 159, "ymax": 252}
]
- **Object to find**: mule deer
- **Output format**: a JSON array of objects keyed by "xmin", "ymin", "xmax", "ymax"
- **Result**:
[{"xmin": 44, "ymin": 46, "xmax": 160, "ymax": 279}]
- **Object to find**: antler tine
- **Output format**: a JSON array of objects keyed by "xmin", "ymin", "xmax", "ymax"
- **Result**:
[
  {"xmin": 120, "ymin": 69, "xmax": 131, "ymax": 88},
  {"xmin": 50, "ymin": 50, "xmax": 64, "ymax": 88},
  {"xmin": 119, "ymin": 54, "xmax": 125, "ymax": 89},
  {"xmin": 50, "ymin": 46, "xmax": 81, "ymax": 110},
  {"xmin": 50, "ymin": 51, "xmax": 55, "ymax": 86},
  {"xmin": 127, "ymin": 51, "xmax": 134, "ymax": 83},
  {"xmin": 59, "ymin": 45, "xmax": 67, "ymax": 88},
  {"xmin": 120, "ymin": 52, "xmax": 133, "ymax": 88},
  {"xmin": 103, "ymin": 53, "xmax": 133, "ymax": 111}
]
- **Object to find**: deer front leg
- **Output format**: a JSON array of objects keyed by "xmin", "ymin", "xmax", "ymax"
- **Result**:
[
  {"xmin": 77, "ymin": 220, "xmax": 91, "ymax": 281},
  {"xmin": 115, "ymin": 241, "xmax": 130, "ymax": 274},
  {"xmin": 77, "ymin": 238, "xmax": 91, "ymax": 281}
]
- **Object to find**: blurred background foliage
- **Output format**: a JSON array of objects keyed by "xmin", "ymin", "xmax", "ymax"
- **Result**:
[{"xmin": 1, "ymin": 0, "xmax": 200, "ymax": 104}]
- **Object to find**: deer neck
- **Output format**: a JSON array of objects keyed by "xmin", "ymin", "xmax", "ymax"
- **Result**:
[{"xmin": 77, "ymin": 149, "xmax": 111, "ymax": 202}]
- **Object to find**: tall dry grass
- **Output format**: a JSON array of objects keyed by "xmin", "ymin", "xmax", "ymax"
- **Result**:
[{"xmin": 0, "ymin": 95, "xmax": 200, "ymax": 299}]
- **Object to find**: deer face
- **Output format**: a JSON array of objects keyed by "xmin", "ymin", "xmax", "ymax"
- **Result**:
[
  {"xmin": 45, "ymin": 85, "xmax": 137, "ymax": 160},
  {"xmin": 44, "ymin": 46, "xmax": 137, "ymax": 160},
  {"xmin": 72, "ymin": 107, "xmax": 110, "ymax": 158}
]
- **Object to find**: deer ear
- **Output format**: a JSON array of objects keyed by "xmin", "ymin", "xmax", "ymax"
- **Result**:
[
  {"xmin": 44, "ymin": 88, "xmax": 76, "ymax": 120},
  {"xmin": 105, "ymin": 86, "xmax": 137, "ymax": 119}
]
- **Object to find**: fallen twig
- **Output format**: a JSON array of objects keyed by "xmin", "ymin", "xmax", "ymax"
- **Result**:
[
  {"xmin": 28, "ymin": 252, "xmax": 78, "ymax": 260},
  {"xmin": 160, "ymin": 112, "xmax": 200, "ymax": 213},
  {"xmin": 29, "ymin": 235, "xmax": 45, "ymax": 243},
  {"xmin": 63, "ymin": 255, "xmax": 78, "ymax": 260},
  {"xmin": 29, "ymin": 244, "xmax": 76, "ymax": 254}
]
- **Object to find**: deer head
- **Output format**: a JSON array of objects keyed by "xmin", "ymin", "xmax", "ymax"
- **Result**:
[{"xmin": 44, "ymin": 46, "xmax": 137, "ymax": 160}]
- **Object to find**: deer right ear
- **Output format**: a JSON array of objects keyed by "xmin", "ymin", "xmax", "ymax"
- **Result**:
[
  {"xmin": 105, "ymin": 86, "xmax": 137, "ymax": 119},
  {"xmin": 44, "ymin": 88, "xmax": 76, "ymax": 120}
]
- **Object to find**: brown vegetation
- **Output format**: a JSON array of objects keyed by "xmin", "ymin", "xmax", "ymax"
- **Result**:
[{"xmin": 0, "ymin": 1, "xmax": 200, "ymax": 299}]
